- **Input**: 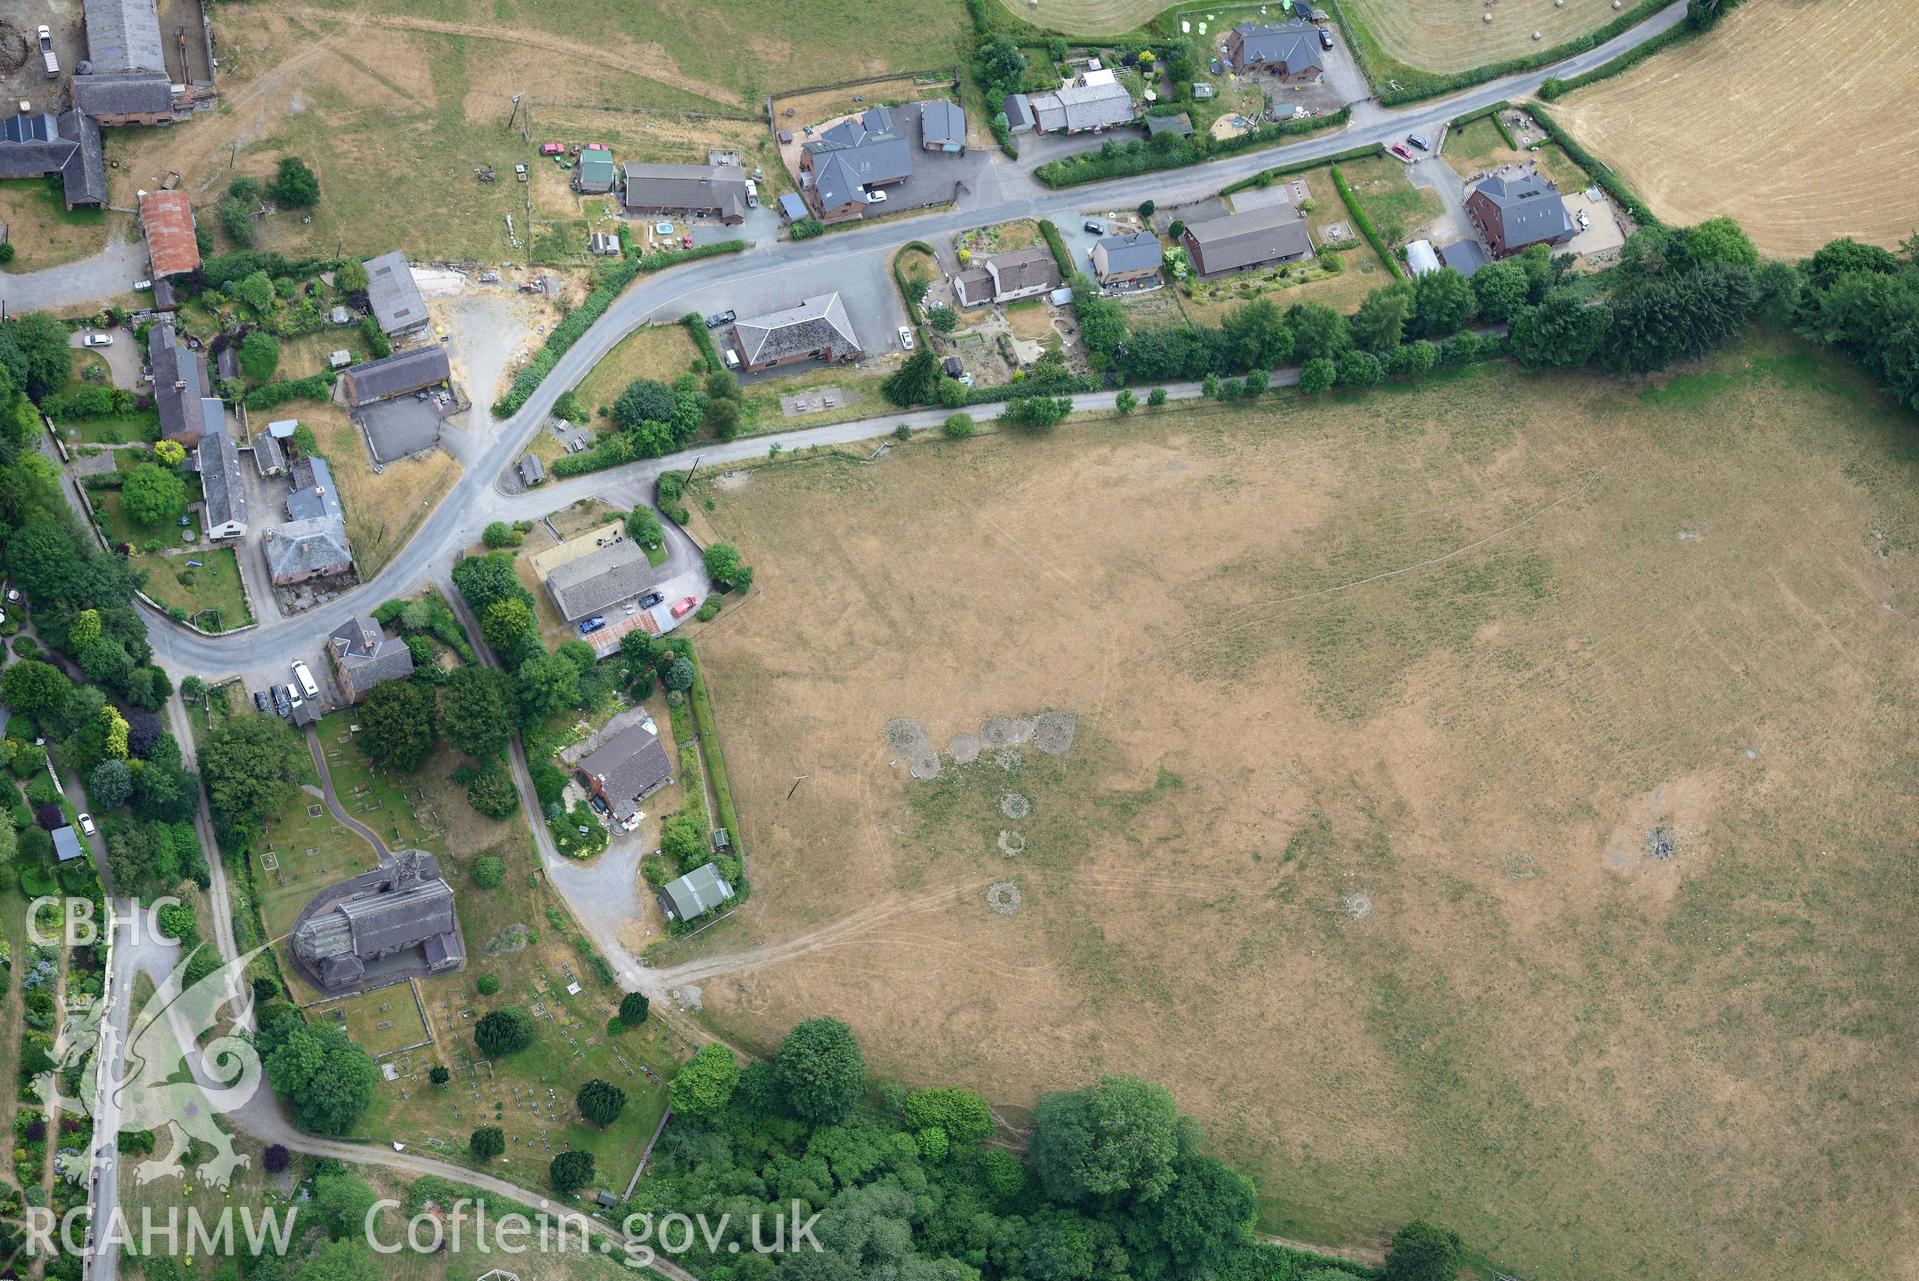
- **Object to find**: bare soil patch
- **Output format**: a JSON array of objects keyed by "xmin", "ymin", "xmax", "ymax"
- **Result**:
[{"xmin": 681, "ymin": 339, "xmax": 1919, "ymax": 1280}]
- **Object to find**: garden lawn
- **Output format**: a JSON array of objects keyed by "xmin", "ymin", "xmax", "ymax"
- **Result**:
[{"xmin": 135, "ymin": 547, "xmax": 254, "ymax": 631}]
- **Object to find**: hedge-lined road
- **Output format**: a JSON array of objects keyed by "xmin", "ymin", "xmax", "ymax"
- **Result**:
[{"xmin": 137, "ymin": 0, "xmax": 1685, "ymax": 681}]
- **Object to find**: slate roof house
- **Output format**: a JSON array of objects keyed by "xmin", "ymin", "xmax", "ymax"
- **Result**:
[
  {"xmin": 327, "ymin": 615, "xmax": 414, "ymax": 703},
  {"xmin": 71, "ymin": 72, "xmax": 177, "ymax": 124},
  {"xmin": 264, "ymin": 517, "xmax": 353, "ymax": 586},
  {"xmin": 576, "ymin": 719, "xmax": 673, "ymax": 829},
  {"xmin": 252, "ymin": 431, "xmax": 287, "ymax": 477},
  {"xmin": 287, "ymin": 456, "xmax": 343, "ymax": 522},
  {"xmin": 1224, "ymin": 20, "xmax": 1325, "ymax": 81},
  {"xmin": 576, "ymin": 149, "xmax": 617, "ymax": 194},
  {"xmin": 730, "ymin": 293, "xmax": 862, "ymax": 373},
  {"xmin": 1027, "ymin": 69, "xmax": 1136, "ymax": 135},
  {"xmin": 1181, "ymin": 203, "xmax": 1314, "ymax": 279},
  {"xmin": 363, "ymin": 251, "xmax": 432, "ymax": 340},
  {"xmin": 543, "ymin": 536, "xmax": 660, "ymax": 624},
  {"xmin": 1001, "ymin": 93, "xmax": 1036, "ymax": 135},
  {"xmin": 340, "ymin": 344, "xmax": 452, "ymax": 408},
  {"xmin": 1091, "ymin": 231, "xmax": 1164, "ymax": 286},
  {"xmin": 919, "ymin": 100, "xmax": 966, "ymax": 152},
  {"xmin": 290, "ymin": 850, "xmax": 464, "ymax": 993},
  {"xmin": 801, "ymin": 106, "xmax": 914, "ymax": 219},
  {"xmin": 140, "ymin": 190, "xmax": 201, "ymax": 278},
  {"xmin": 0, "ymin": 111, "xmax": 106, "ymax": 208},
  {"xmin": 621, "ymin": 162, "xmax": 749, "ymax": 225},
  {"xmin": 953, "ymin": 245, "xmax": 1063, "ymax": 308},
  {"xmin": 1466, "ymin": 171, "xmax": 1576, "ymax": 258},
  {"xmin": 658, "ymin": 862, "xmax": 735, "ymax": 922},
  {"xmin": 148, "ymin": 322, "xmax": 219, "ymax": 448},
  {"xmin": 197, "ymin": 430, "xmax": 248, "ymax": 541}
]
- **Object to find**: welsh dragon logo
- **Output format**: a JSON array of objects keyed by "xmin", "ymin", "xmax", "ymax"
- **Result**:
[{"xmin": 38, "ymin": 942, "xmax": 269, "ymax": 1190}]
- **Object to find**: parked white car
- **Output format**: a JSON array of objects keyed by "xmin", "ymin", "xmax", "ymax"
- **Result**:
[
  {"xmin": 78, "ymin": 813, "xmax": 96, "ymax": 837},
  {"xmin": 83, "ymin": 333, "xmax": 113, "ymax": 347},
  {"xmin": 898, "ymin": 327, "xmax": 914, "ymax": 350},
  {"xmin": 865, "ymin": 190, "xmax": 887, "ymax": 204}
]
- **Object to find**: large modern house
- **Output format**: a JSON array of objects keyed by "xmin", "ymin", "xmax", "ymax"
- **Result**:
[
  {"xmin": 954, "ymin": 246, "xmax": 1063, "ymax": 308},
  {"xmin": 289, "ymin": 850, "xmax": 464, "ymax": 993},
  {"xmin": 576, "ymin": 717, "xmax": 673, "ymax": 830},
  {"xmin": 730, "ymin": 293, "xmax": 863, "ymax": 372},
  {"xmin": 801, "ymin": 106, "xmax": 915, "ymax": 219},
  {"xmin": 621, "ymin": 162, "xmax": 750, "ymax": 225},
  {"xmin": 327, "ymin": 615, "xmax": 414, "ymax": 703},
  {"xmin": 1465, "ymin": 171, "xmax": 1576, "ymax": 259},
  {"xmin": 363, "ymin": 251, "xmax": 432, "ymax": 341},
  {"xmin": 1180, "ymin": 204, "xmax": 1315, "ymax": 279},
  {"xmin": 1224, "ymin": 20, "xmax": 1325, "ymax": 81},
  {"xmin": 197, "ymin": 430, "xmax": 248, "ymax": 541}
]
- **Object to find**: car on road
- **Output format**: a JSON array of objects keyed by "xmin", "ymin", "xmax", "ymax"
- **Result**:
[
  {"xmin": 579, "ymin": 616, "xmax": 607, "ymax": 635},
  {"xmin": 898, "ymin": 327, "xmax": 914, "ymax": 350},
  {"xmin": 253, "ymin": 690, "xmax": 268, "ymax": 713},
  {"xmin": 705, "ymin": 310, "xmax": 736, "ymax": 328},
  {"xmin": 1083, "ymin": 219, "xmax": 1105, "ymax": 234},
  {"xmin": 639, "ymin": 591, "xmax": 665, "ymax": 609},
  {"xmin": 272, "ymin": 685, "xmax": 291, "ymax": 717},
  {"xmin": 83, "ymin": 333, "xmax": 113, "ymax": 347},
  {"xmin": 1319, "ymin": 26, "xmax": 1334, "ymax": 50},
  {"xmin": 865, "ymin": 190, "xmax": 887, "ymax": 204},
  {"xmin": 1389, "ymin": 143, "xmax": 1413, "ymax": 161},
  {"xmin": 1407, "ymin": 134, "xmax": 1430, "ymax": 151},
  {"xmin": 671, "ymin": 596, "xmax": 697, "ymax": 618},
  {"xmin": 78, "ymin": 813, "xmax": 95, "ymax": 838}
]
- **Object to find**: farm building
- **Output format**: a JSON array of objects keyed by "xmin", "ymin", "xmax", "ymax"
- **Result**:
[
  {"xmin": 1465, "ymin": 172, "xmax": 1575, "ymax": 258},
  {"xmin": 575, "ymin": 718, "xmax": 673, "ymax": 829},
  {"xmin": 621, "ymin": 162, "xmax": 750, "ymax": 225},
  {"xmin": 251, "ymin": 431, "xmax": 286, "ymax": 477},
  {"xmin": 1438, "ymin": 239, "xmax": 1489, "ymax": 278},
  {"xmin": 518, "ymin": 453, "xmax": 545, "ymax": 486},
  {"xmin": 340, "ymin": 345, "xmax": 452, "ymax": 408},
  {"xmin": 263, "ymin": 517, "xmax": 353, "ymax": 586},
  {"xmin": 730, "ymin": 293, "xmax": 863, "ymax": 372},
  {"xmin": 1092, "ymin": 231, "xmax": 1164, "ymax": 286},
  {"xmin": 147, "ymin": 323, "xmax": 218, "ymax": 447},
  {"xmin": 954, "ymin": 246, "xmax": 1063, "ymax": 308},
  {"xmin": 363, "ymin": 251, "xmax": 432, "ymax": 340},
  {"xmin": 1001, "ymin": 93, "xmax": 1036, "ymax": 134},
  {"xmin": 289, "ymin": 850, "xmax": 464, "ymax": 993},
  {"xmin": 801, "ymin": 106, "xmax": 915, "ymax": 219},
  {"xmin": 919, "ymin": 100, "xmax": 966, "ymax": 152},
  {"xmin": 1180, "ymin": 204, "xmax": 1314, "ymax": 279},
  {"xmin": 287, "ymin": 456, "xmax": 343, "ymax": 522},
  {"xmin": 72, "ymin": 72, "xmax": 177, "ymax": 124},
  {"xmin": 327, "ymin": 615, "xmax": 414, "ymax": 703},
  {"xmin": 197, "ymin": 430, "xmax": 248, "ymax": 541},
  {"xmin": 658, "ymin": 862, "xmax": 735, "ymax": 922},
  {"xmin": 139, "ymin": 190, "xmax": 201, "ymax": 278},
  {"xmin": 0, "ymin": 111, "xmax": 106, "ymax": 208},
  {"xmin": 1026, "ymin": 69, "xmax": 1136, "ymax": 134},
  {"xmin": 577, "ymin": 149, "xmax": 617, "ymax": 193},
  {"xmin": 1224, "ymin": 20, "xmax": 1325, "ymax": 81}
]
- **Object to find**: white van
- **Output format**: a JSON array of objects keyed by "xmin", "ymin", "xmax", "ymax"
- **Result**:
[{"xmin": 291, "ymin": 660, "xmax": 320, "ymax": 701}]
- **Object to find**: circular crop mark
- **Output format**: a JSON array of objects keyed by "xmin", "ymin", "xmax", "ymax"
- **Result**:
[
  {"xmin": 1000, "ymin": 792, "xmax": 1031, "ymax": 820},
  {"xmin": 997, "ymin": 830, "xmax": 1026, "ymax": 857},
  {"xmin": 985, "ymin": 881, "xmax": 1021, "ymax": 916}
]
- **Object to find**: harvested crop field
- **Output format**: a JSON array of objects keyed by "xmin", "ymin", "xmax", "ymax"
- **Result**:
[
  {"xmin": 1344, "ymin": 0, "xmax": 1627, "ymax": 74},
  {"xmin": 676, "ymin": 337, "xmax": 1919, "ymax": 1279},
  {"xmin": 1549, "ymin": 0, "xmax": 1919, "ymax": 256},
  {"xmin": 991, "ymin": 0, "xmax": 1163, "ymax": 35}
]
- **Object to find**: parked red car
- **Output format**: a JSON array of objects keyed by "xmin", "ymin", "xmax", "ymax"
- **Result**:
[
  {"xmin": 1389, "ymin": 143, "xmax": 1413, "ymax": 161},
  {"xmin": 540, "ymin": 142, "xmax": 564, "ymax": 156},
  {"xmin": 671, "ymin": 596, "xmax": 697, "ymax": 618}
]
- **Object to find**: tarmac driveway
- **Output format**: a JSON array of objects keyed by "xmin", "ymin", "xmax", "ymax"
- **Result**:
[
  {"xmin": 649, "ymin": 246, "xmax": 907, "ymax": 366},
  {"xmin": 67, "ymin": 326, "xmax": 144, "ymax": 388},
  {"xmin": 0, "ymin": 230, "xmax": 146, "ymax": 312}
]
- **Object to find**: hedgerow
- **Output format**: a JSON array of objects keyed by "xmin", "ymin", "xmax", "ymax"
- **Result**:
[{"xmin": 1329, "ymin": 165, "xmax": 1404, "ymax": 281}]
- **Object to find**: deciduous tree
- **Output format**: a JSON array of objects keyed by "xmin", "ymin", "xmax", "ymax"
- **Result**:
[
  {"xmin": 668, "ymin": 1043, "xmax": 741, "ymax": 1120},
  {"xmin": 774, "ymin": 1017, "xmax": 866, "ymax": 1123}
]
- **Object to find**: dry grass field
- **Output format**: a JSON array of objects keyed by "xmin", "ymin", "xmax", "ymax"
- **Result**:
[
  {"xmin": 679, "ymin": 337, "xmax": 1919, "ymax": 1280},
  {"xmin": 1550, "ymin": 0, "xmax": 1919, "ymax": 257},
  {"xmin": 995, "ymin": 0, "xmax": 1166, "ymax": 36},
  {"xmin": 299, "ymin": 402, "xmax": 461, "ymax": 578},
  {"xmin": 1342, "ymin": 0, "xmax": 1625, "ymax": 74},
  {"xmin": 574, "ymin": 324, "xmax": 704, "ymax": 414}
]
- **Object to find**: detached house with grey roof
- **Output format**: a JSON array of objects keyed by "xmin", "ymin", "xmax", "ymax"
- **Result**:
[
  {"xmin": 363, "ymin": 251, "xmax": 432, "ymax": 340},
  {"xmin": 328, "ymin": 615, "xmax": 414, "ymax": 703},
  {"xmin": 1181, "ymin": 203, "xmax": 1314, "ymax": 279},
  {"xmin": 542, "ymin": 536, "xmax": 664, "ymax": 624},
  {"xmin": 621, "ymin": 162, "xmax": 750, "ymax": 225},
  {"xmin": 1023, "ymin": 68, "xmax": 1136, "ymax": 135},
  {"xmin": 730, "ymin": 293, "xmax": 863, "ymax": 373},
  {"xmin": 954, "ymin": 245, "xmax": 1063, "ymax": 308},
  {"xmin": 264, "ymin": 517, "xmax": 353, "ymax": 586},
  {"xmin": 800, "ymin": 106, "xmax": 915, "ymax": 220},
  {"xmin": 576, "ymin": 718, "xmax": 673, "ymax": 829},
  {"xmin": 1465, "ymin": 171, "xmax": 1576, "ymax": 259},
  {"xmin": 1091, "ymin": 231, "xmax": 1164, "ymax": 286},
  {"xmin": 1224, "ymin": 20, "xmax": 1325, "ymax": 81},
  {"xmin": 197, "ymin": 430, "xmax": 248, "ymax": 541}
]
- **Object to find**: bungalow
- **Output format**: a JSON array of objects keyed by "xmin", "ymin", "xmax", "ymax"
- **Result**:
[
  {"xmin": 953, "ymin": 245, "xmax": 1062, "ymax": 308},
  {"xmin": 263, "ymin": 517, "xmax": 353, "ymax": 586},
  {"xmin": 1224, "ymin": 20, "xmax": 1325, "ymax": 81},
  {"xmin": 541, "ymin": 533, "xmax": 663, "ymax": 624},
  {"xmin": 1027, "ymin": 69, "xmax": 1135, "ymax": 135},
  {"xmin": 919, "ymin": 100, "xmax": 966, "ymax": 152},
  {"xmin": 800, "ymin": 106, "xmax": 914, "ymax": 219},
  {"xmin": 327, "ymin": 615, "xmax": 414, "ymax": 703},
  {"xmin": 140, "ymin": 189, "xmax": 201, "ymax": 278},
  {"xmin": 1180, "ymin": 203, "xmax": 1314, "ymax": 279},
  {"xmin": 1465, "ymin": 171, "xmax": 1575, "ymax": 259},
  {"xmin": 621, "ymin": 162, "xmax": 749, "ymax": 225},
  {"xmin": 363, "ymin": 251, "xmax": 432, "ymax": 341},
  {"xmin": 657, "ymin": 862, "xmax": 735, "ymax": 923},
  {"xmin": 577, "ymin": 719, "xmax": 672, "ymax": 829},
  {"xmin": 730, "ymin": 293, "xmax": 863, "ymax": 373},
  {"xmin": 576, "ymin": 149, "xmax": 617, "ymax": 194},
  {"xmin": 340, "ymin": 345, "xmax": 452, "ymax": 409},
  {"xmin": 1091, "ymin": 231, "xmax": 1164, "ymax": 286},
  {"xmin": 197, "ymin": 429, "xmax": 248, "ymax": 540}
]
